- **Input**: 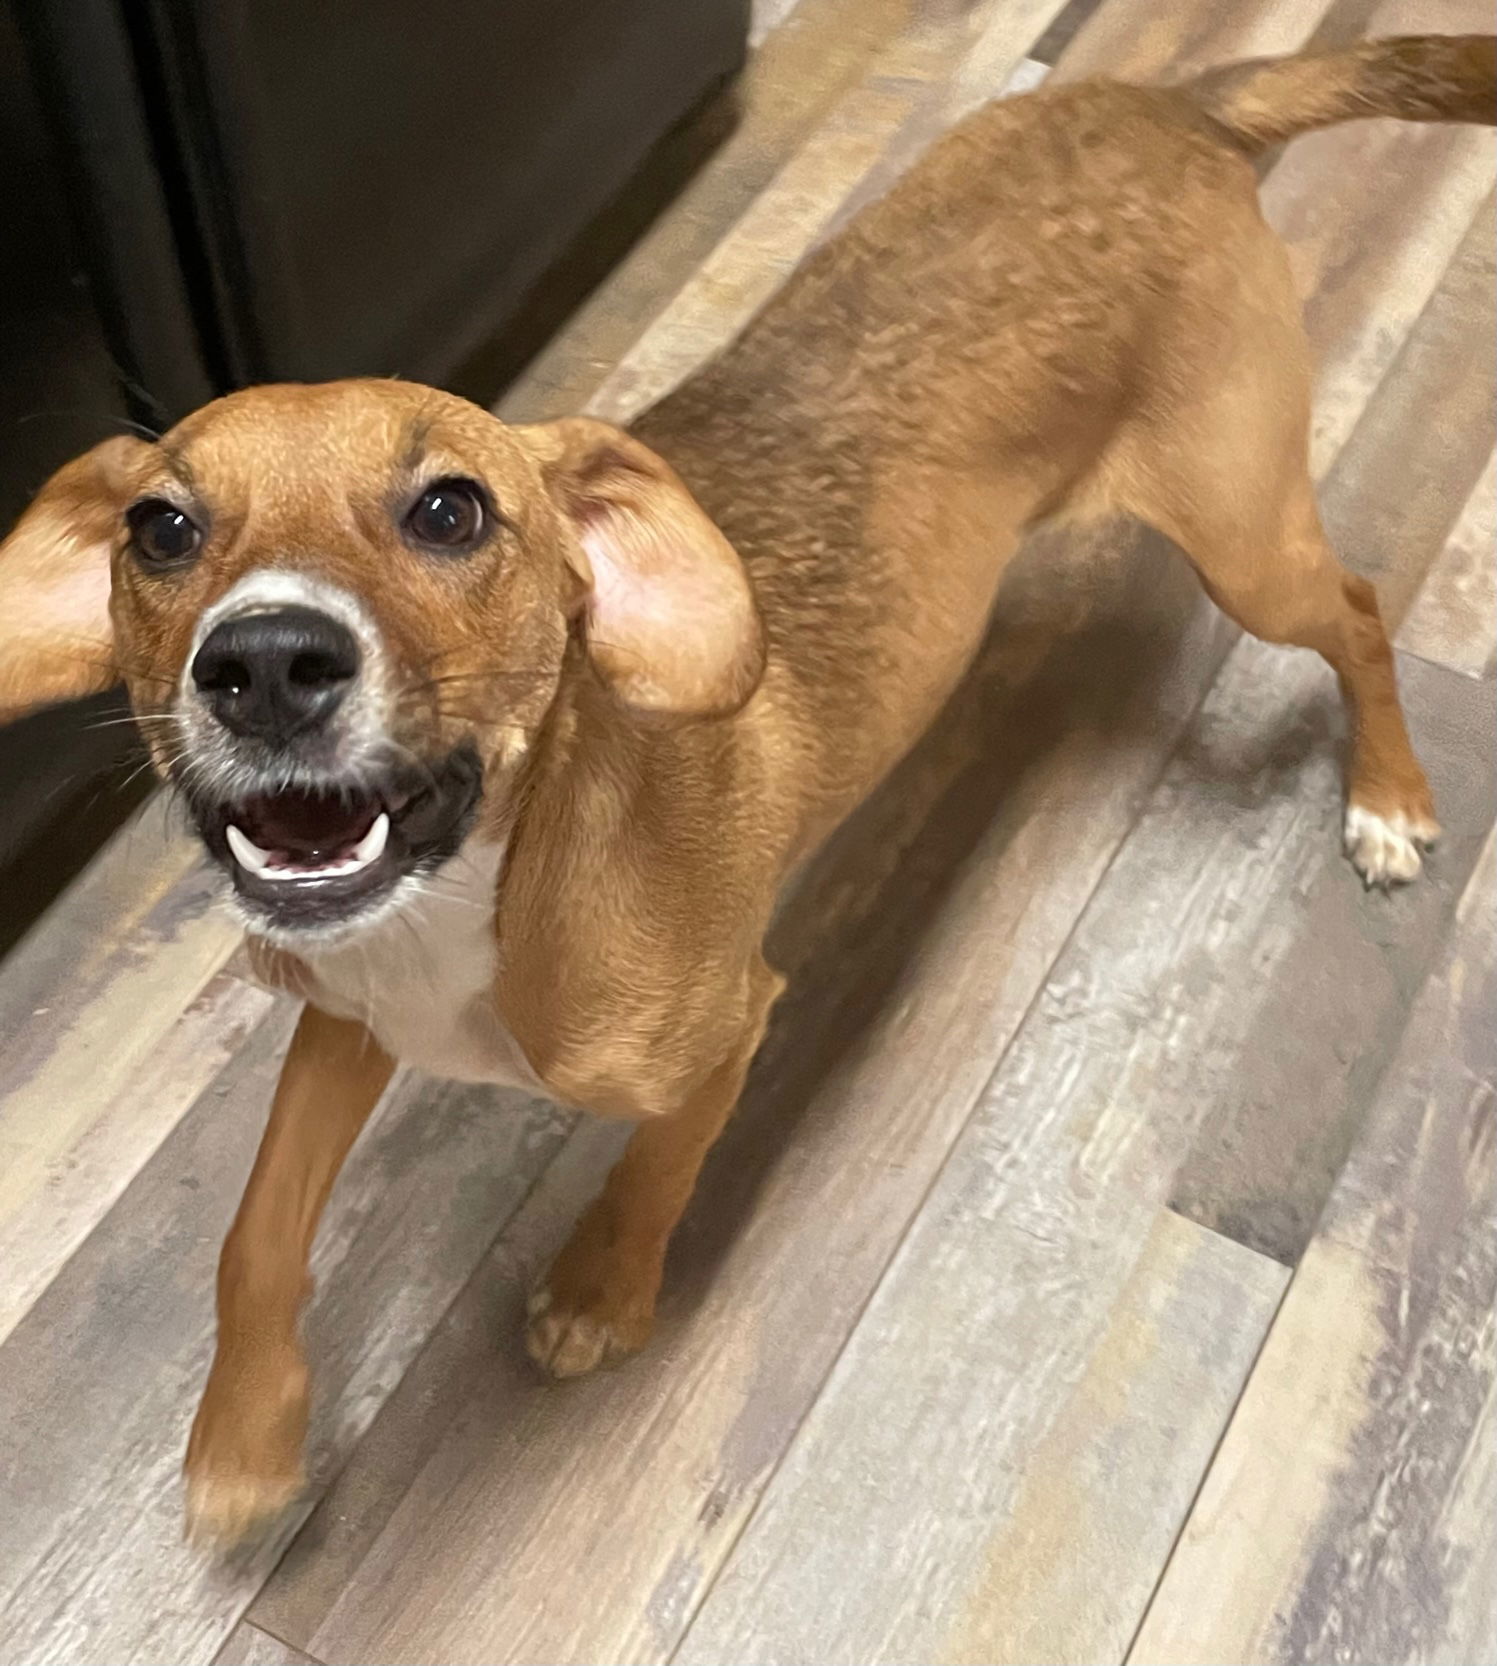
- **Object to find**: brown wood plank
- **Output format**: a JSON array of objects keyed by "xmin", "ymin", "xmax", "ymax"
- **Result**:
[
  {"xmin": 212, "ymin": 1622, "xmax": 321, "ymax": 1666},
  {"xmin": 669, "ymin": 645, "xmax": 1492, "ymax": 1666},
  {"xmin": 0, "ymin": 1010, "xmax": 575, "ymax": 1666},
  {"xmin": 1399, "ymin": 447, "xmax": 1497, "ymax": 681},
  {"xmin": 1131, "ymin": 835, "xmax": 1497, "ymax": 1664}
]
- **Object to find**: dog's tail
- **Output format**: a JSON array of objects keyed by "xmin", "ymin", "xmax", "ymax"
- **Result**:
[{"xmin": 1185, "ymin": 33, "xmax": 1495, "ymax": 155}]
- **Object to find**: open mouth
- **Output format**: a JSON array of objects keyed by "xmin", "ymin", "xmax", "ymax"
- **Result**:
[
  {"xmin": 186, "ymin": 744, "xmax": 482, "ymax": 933},
  {"xmin": 226, "ymin": 792, "xmax": 393, "ymax": 883}
]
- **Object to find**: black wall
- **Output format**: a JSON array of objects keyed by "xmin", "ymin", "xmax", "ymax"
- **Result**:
[{"xmin": 0, "ymin": 0, "xmax": 747, "ymax": 953}]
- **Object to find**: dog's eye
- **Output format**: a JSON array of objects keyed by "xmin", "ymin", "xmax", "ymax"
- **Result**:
[
  {"xmin": 126, "ymin": 499, "xmax": 202, "ymax": 569},
  {"xmin": 405, "ymin": 477, "xmax": 487, "ymax": 551}
]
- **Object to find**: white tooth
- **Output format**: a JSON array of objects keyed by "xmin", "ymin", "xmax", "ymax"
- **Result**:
[
  {"xmin": 227, "ymin": 811, "xmax": 388, "ymax": 884},
  {"xmin": 226, "ymin": 824, "xmax": 272, "ymax": 876},
  {"xmin": 349, "ymin": 812, "xmax": 390, "ymax": 869}
]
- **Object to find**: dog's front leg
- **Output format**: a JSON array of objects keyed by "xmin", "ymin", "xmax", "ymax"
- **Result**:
[
  {"xmin": 184, "ymin": 1004, "xmax": 393, "ymax": 1549},
  {"xmin": 527, "ymin": 959, "xmax": 783, "ymax": 1379}
]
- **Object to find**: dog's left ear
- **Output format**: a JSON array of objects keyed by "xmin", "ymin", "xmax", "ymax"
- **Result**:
[
  {"xmin": 514, "ymin": 417, "xmax": 765, "ymax": 719},
  {"xmin": 0, "ymin": 436, "xmax": 148, "ymax": 722}
]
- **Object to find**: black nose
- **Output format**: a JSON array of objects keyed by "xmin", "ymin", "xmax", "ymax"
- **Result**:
[{"xmin": 191, "ymin": 606, "xmax": 360, "ymax": 743}]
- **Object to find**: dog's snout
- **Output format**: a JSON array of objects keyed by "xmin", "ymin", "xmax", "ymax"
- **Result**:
[{"xmin": 192, "ymin": 606, "xmax": 359, "ymax": 743}]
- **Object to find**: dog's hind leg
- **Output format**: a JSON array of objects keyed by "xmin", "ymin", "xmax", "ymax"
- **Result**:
[
  {"xmin": 1104, "ymin": 245, "xmax": 1437, "ymax": 886},
  {"xmin": 1180, "ymin": 482, "xmax": 1436, "ymax": 886}
]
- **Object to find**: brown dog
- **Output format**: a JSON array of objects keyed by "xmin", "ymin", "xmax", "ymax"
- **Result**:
[{"xmin": 1, "ymin": 34, "xmax": 1491, "ymax": 1548}]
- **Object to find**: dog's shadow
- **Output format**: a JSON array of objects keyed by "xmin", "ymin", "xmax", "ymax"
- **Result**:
[{"xmin": 665, "ymin": 517, "xmax": 1271, "ymax": 1304}]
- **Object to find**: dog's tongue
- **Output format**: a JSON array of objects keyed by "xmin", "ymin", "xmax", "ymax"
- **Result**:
[{"xmin": 241, "ymin": 788, "xmax": 377, "ymax": 860}]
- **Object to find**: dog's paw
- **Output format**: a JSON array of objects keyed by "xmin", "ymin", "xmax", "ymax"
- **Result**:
[
  {"xmin": 1344, "ymin": 802, "xmax": 1439, "ymax": 888},
  {"xmin": 184, "ymin": 1463, "xmax": 304, "ymax": 1553},
  {"xmin": 183, "ymin": 1348, "xmax": 309, "ymax": 1553},
  {"xmin": 525, "ymin": 1286, "xmax": 653, "ymax": 1379}
]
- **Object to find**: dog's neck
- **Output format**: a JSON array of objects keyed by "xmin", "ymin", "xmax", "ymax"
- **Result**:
[
  {"xmin": 251, "ymin": 834, "xmax": 549, "ymax": 1089},
  {"xmin": 239, "ymin": 669, "xmax": 664, "ymax": 1092}
]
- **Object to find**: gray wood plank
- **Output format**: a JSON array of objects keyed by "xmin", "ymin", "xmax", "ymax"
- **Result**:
[
  {"xmin": 497, "ymin": 0, "xmax": 915, "ymax": 425},
  {"xmin": 1054, "ymin": 0, "xmax": 1322, "ymax": 81},
  {"xmin": 288, "ymin": 553, "xmax": 1235, "ymax": 1666},
  {"xmin": 1131, "ymin": 839, "xmax": 1496, "ymax": 1663},
  {"xmin": 1029, "ymin": 0, "xmax": 1106, "ymax": 67},
  {"xmin": 1317, "ymin": 191, "xmax": 1496, "ymax": 624},
  {"xmin": 213, "ymin": 1621, "xmax": 320, "ymax": 1666},
  {"xmin": 1167, "ymin": 653, "xmax": 1496, "ymax": 1262},
  {"xmin": 1400, "ymin": 448, "xmax": 1497, "ymax": 680},
  {"xmin": 1316, "ymin": 828, "xmax": 1497, "ymax": 1311},
  {"xmin": 0, "ymin": 797, "xmax": 253, "ymax": 1346},
  {"xmin": 922, "ymin": 1212, "xmax": 1289, "ymax": 1666},
  {"xmin": 249, "ymin": 1119, "xmax": 632, "ymax": 1649},
  {"xmin": 670, "ymin": 645, "xmax": 1493, "ymax": 1666},
  {"xmin": 749, "ymin": 0, "xmax": 802, "ymax": 48},
  {"xmin": 0, "ymin": 795, "xmax": 217, "ymax": 1045},
  {"xmin": 585, "ymin": 0, "xmax": 1072, "ymax": 426},
  {"xmin": 0, "ymin": 1010, "xmax": 574, "ymax": 1666},
  {"xmin": 0, "ymin": 968, "xmax": 273, "ymax": 1347},
  {"xmin": 1131, "ymin": 1243, "xmax": 1497, "ymax": 1666},
  {"xmin": 1261, "ymin": 6, "xmax": 1496, "ymax": 480}
]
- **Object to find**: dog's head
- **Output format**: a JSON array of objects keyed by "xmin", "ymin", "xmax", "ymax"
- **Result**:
[{"xmin": 0, "ymin": 380, "xmax": 763, "ymax": 942}]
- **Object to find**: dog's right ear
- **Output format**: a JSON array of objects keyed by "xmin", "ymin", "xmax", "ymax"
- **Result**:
[
  {"xmin": 512, "ymin": 418, "xmax": 766, "ymax": 720},
  {"xmin": 0, "ymin": 437, "xmax": 148, "ymax": 723}
]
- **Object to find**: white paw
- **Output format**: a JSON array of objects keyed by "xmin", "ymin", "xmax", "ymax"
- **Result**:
[
  {"xmin": 525, "ymin": 1289, "xmax": 615, "ymax": 1378},
  {"xmin": 525, "ymin": 1286, "xmax": 652, "ymax": 1379},
  {"xmin": 1343, "ymin": 804, "xmax": 1439, "ymax": 888},
  {"xmin": 184, "ymin": 1465, "xmax": 303, "ymax": 1552}
]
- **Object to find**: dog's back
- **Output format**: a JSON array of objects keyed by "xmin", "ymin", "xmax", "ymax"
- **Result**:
[{"xmin": 620, "ymin": 34, "xmax": 1494, "ymax": 857}]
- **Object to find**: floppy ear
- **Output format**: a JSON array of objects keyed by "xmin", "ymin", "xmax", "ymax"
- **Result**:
[
  {"xmin": 0, "ymin": 436, "xmax": 147, "ymax": 723},
  {"xmin": 514, "ymin": 417, "xmax": 765, "ymax": 719}
]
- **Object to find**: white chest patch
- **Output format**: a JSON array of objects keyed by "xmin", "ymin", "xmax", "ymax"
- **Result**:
[{"xmin": 292, "ymin": 841, "xmax": 542, "ymax": 1089}]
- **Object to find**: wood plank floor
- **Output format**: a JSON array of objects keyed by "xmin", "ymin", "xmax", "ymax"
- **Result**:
[{"xmin": 1, "ymin": 2, "xmax": 1492, "ymax": 1662}]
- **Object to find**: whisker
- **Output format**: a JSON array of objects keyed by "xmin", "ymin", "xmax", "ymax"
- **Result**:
[
  {"xmin": 79, "ymin": 711, "xmax": 179, "ymax": 734},
  {"xmin": 11, "ymin": 408, "xmax": 162, "ymax": 443}
]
